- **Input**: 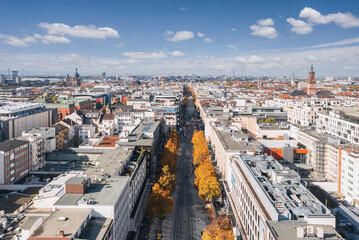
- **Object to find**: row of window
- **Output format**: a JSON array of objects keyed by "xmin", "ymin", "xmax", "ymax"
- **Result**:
[{"xmin": 4, "ymin": 144, "xmax": 27, "ymax": 156}]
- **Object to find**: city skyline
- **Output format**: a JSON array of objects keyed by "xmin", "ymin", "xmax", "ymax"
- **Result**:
[{"xmin": 1, "ymin": 0, "xmax": 359, "ymax": 76}]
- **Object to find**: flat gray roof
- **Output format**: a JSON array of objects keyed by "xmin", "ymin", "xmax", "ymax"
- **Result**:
[
  {"xmin": 31, "ymin": 208, "xmax": 92, "ymax": 238},
  {"xmin": 267, "ymin": 221, "xmax": 343, "ymax": 240},
  {"xmin": 215, "ymin": 128, "xmax": 261, "ymax": 152},
  {"xmin": 65, "ymin": 177, "xmax": 87, "ymax": 185},
  {"xmin": 55, "ymin": 176, "xmax": 129, "ymax": 206},
  {"xmin": 83, "ymin": 147, "xmax": 132, "ymax": 177}
]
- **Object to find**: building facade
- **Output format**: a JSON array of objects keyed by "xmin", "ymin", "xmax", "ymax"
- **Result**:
[{"xmin": 0, "ymin": 139, "xmax": 30, "ymax": 184}]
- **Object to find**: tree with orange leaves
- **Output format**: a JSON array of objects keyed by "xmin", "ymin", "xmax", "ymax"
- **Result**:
[
  {"xmin": 194, "ymin": 159, "xmax": 215, "ymax": 187},
  {"xmin": 145, "ymin": 183, "xmax": 174, "ymax": 218},
  {"xmin": 192, "ymin": 130, "xmax": 210, "ymax": 166},
  {"xmin": 202, "ymin": 217, "xmax": 234, "ymax": 240},
  {"xmin": 197, "ymin": 175, "xmax": 220, "ymax": 201},
  {"xmin": 158, "ymin": 165, "xmax": 176, "ymax": 195}
]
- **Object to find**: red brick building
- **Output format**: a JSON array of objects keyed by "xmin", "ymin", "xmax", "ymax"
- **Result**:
[{"xmin": 0, "ymin": 139, "xmax": 30, "ymax": 184}]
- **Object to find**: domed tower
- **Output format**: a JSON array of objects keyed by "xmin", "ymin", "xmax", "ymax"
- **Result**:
[{"xmin": 306, "ymin": 64, "xmax": 317, "ymax": 96}]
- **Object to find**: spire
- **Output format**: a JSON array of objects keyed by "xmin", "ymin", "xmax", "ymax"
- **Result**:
[{"xmin": 310, "ymin": 64, "xmax": 313, "ymax": 72}]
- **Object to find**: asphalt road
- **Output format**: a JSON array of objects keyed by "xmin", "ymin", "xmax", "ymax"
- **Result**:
[{"xmin": 170, "ymin": 94, "xmax": 208, "ymax": 240}]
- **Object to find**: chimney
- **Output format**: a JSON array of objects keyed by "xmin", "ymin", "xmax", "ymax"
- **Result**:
[
  {"xmin": 317, "ymin": 227, "xmax": 324, "ymax": 239},
  {"xmin": 59, "ymin": 231, "xmax": 64, "ymax": 237},
  {"xmin": 296, "ymin": 227, "xmax": 304, "ymax": 238}
]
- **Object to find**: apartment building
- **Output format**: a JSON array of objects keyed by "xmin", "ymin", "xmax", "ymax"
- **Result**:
[
  {"xmin": 0, "ymin": 139, "xmax": 30, "ymax": 184},
  {"xmin": 210, "ymin": 124, "xmax": 261, "ymax": 179},
  {"xmin": 74, "ymin": 125, "xmax": 96, "ymax": 143},
  {"xmin": 297, "ymin": 129, "xmax": 355, "ymax": 180},
  {"xmin": 17, "ymin": 135, "xmax": 45, "ymax": 171},
  {"xmin": 251, "ymin": 107, "xmax": 287, "ymax": 123},
  {"xmin": 267, "ymin": 98, "xmax": 359, "ymax": 126},
  {"xmin": 317, "ymin": 109, "xmax": 359, "ymax": 145},
  {"xmin": 340, "ymin": 149, "xmax": 359, "ymax": 205},
  {"xmin": 32, "ymin": 146, "xmax": 149, "ymax": 240},
  {"xmin": 22, "ymin": 127, "xmax": 56, "ymax": 152},
  {"xmin": 224, "ymin": 154, "xmax": 335, "ymax": 240}
]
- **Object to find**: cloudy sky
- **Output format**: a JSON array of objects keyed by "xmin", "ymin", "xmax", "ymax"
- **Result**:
[{"xmin": 1, "ymin": 0, "xmax": 359, "ymax": 77}]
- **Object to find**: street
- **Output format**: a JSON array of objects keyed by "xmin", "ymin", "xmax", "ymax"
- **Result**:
[
  {"xmin": 169, "ymin": 93, "xmax": 208, "ymax": 240},
  {"xmin": 139, "ymin": 93, "xmax": 208, "ymax": 240}
]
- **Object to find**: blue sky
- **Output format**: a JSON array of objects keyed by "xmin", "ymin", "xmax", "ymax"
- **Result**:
[{"xmin": 1, "ymin": 0, "xmax": 359, "ymax": 77}]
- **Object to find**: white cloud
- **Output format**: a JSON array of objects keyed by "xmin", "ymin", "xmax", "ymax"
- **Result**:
[
  {"xmin": 204, "ymin": 38, "xmax": 213, "ymax": 43},
  {"xmin": 197, "ymin": 32, "xmax": 204, "ymax": 37},
  {"xmin": 248, "ymin": 55, "xmax": 266, "ymax": 64},
  {"xmin": 116, "ymin": 42, "xmax": 124, "ymax": 48},
  {"xmin": 272, "ymin": 57, "xmax": 283, "ymax": 63},
  {"xmin": 235, "ymin": 56, "xmax": 246, "ymax": 63},
  {"xmin": 38, "ymin": 22, "xmax": 119, "ymax": 39},
  {"xmin": 123, "ymin": 51, "xmax": 167, "ymax": 59},
  {"xmin": 305, "ymin": 54, "xmax": 319, "ymax": 62},
  {"xmin": 250, "ymin": 25, "xmax": 278, "ymax": 39},
  {"xmin": 250, "ymin": 18, "xmax": 278, "ymax": 39},
  {"xmin": 4, "ymin": 44, "xmax": 359, "ymax": 76},
  {"xmin": 171, "ymin": 51, "xmax": 186, "ymax": 57},
  {"xmin": 163, "ymin": 30, "xmax": 174, "ymax": 36},
  {"xmin": 196, "ymin": 55, "xmax": 214, "ymax": 59},
  {"xmin": 286, "ymin": 18, "xmax": 313, "ymax": 34},
  {"xmin": 34, "ymin": 34, "xmax": 71, "ymax": 44},
  {"xmin": 215, "ymin": 64, "xmax": 225, "ymax": 70},
  {"xmin": 180, "ymin": 7, "xmax": 188, "ymax": 11},
  {"xmin": 257, "ymin": 18, "xmax": 274, "ymax": 26},
  {"xmin": 232, "ymin": 28, "xmax": 238, "ymax": 32},
  {"xmin": 0, "ymin": 34, "xmax": 37, "ymax": 47},
  {"xmin": 307, "ymin": 37, "xmax": 359, "ymax": 49},
  {"xmin": 299, "ymin": 7, "xmax": 359, "ymax": 28},
  {"xmin": 166, "ymin": 31, "xmax": 194, "ymax": 42},
  {"xmin": 227, "ymin": 45, "xmax": 237, "ymax": 50}
]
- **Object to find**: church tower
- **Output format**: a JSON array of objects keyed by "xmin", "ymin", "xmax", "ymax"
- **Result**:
[{"xmin": 306, "ymin": 64, "xmax": 317, "ymax": 96}]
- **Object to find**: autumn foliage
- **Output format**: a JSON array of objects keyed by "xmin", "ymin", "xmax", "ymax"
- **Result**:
[
  {"xmin": 146, "ymin": 130, "xmax": 179, "ymax": 218},
  {"xmin": 145, "ymin": 183, "xmax": 174, "ymax": 218},
  {"xmin": 202, "ymin": 217, "xmax": 234, "ymax": 240},
  {"xmin": 183, "ymin": 96, "xmax": 188, "ymax": 108},
  {"xmin": 192, "ymin": 130, "xmax": 220, "ymax": 201},
  {"xmin": 192, "ymin": 130, "xmax": 210, "ymax": 166}
]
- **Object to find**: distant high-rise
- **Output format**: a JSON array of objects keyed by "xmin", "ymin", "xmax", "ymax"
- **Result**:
[
  {"xmin": 11, "ymin": 70, "xmax": 18, "ymax": 79},
  {"xmin": 306, "ymin": 65, "xmax": 317, "ymax": 96},
  {"xmin": 291, "ymin": 72, "xmax": 296, "ymax": 86},
  {"xmin": 258, "ymin": 77, "xmax": 263, "ymax": 90}
]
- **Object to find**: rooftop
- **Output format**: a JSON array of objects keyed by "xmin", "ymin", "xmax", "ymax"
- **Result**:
[
  {"xmin": 65, "ymin": 177, "xmax": 87, "ymax": 185},
  {"xmin": 267, "ymin": 221, "xmax": 343, "ymax": 240},
  {"xmin": 0, "ymin": 139, "xmax": 28, "ymax": 152},
  {"xmin": 22, "ymin": 127, "xmax": 55, "ymax": 135},
  {"xmin": 214, "ymin": 127, "xmax": 261, "ymax": 153},
  {"xmin": 0, "ymin": 102, "xmax": 46, "ymax": 115},
  {"xmin": 0, "ymin": 192, "xmax": 32, "ymax": 214},
  {"xmin": 30, "ymin": 208, "xmax": 92, "ymax": 238},
  {"xmin": 55, "ymin": 176, "xmax": 129, "ymax": 206},
  {"xmin": 82, "ymin": 147, "xmax": 133, "ymax": 178},
  {"xmin": 237, "ymin": 154, "xmax": 333, "ymax": 220}
]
